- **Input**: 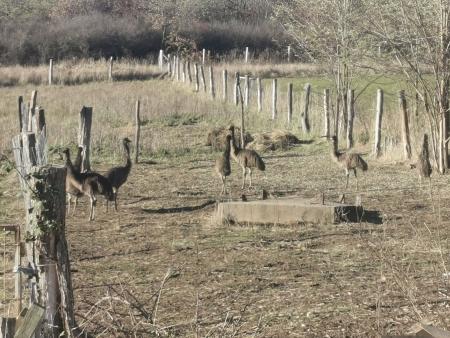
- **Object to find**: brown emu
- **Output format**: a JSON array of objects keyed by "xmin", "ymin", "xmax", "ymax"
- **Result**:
[
  {"xmin": 106, "ymin": 138, "xmax": 132, "ymax": 210},
  {"xmin": 228, "ymin": 125, "xmax": 265, "ymax": 189},
  {"xmin": 63, "ymin": 148, "xmax": 114, "ymax": 221},
  {"xmin": 326, "ymin": 135, "xmax": 368, "ymax": 190},
  {"xmin": 215, "ymin": 134, "xmax": 232, "ymax": 194}
]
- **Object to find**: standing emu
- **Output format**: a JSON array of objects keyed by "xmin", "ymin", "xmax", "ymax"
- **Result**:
[
  {"xmin": 228, "ymin": 125, "xmax": 265, "ymax": 189},
  {"xmin": 106, "ymin": 138, "xmax": 132, "ymax": 210},
  {"xmin": 63, "ymin": 148, "xmax": 114, "ymax": 221},
  {"xmin": 215, "ymin": 134, "xmax": 232, "ymax": 194},
  {"xmin": 326, "ymin": 135, "xmax": 368, "ymax": 190}
]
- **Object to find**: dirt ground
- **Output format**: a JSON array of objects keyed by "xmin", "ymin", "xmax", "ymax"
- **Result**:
[{"xmin": 1, "ymin": 122, "xmax": 450, "ymax": 337}]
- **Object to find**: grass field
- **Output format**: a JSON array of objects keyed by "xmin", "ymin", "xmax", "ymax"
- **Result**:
[{"xmin": 0, "ymin": 62, "xmax": 449, "ymax": 337}]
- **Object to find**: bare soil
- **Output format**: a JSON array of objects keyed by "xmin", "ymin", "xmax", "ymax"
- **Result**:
[{"xmin": 1, "ymin": 123, "xmax": 450, "ymax": 337}]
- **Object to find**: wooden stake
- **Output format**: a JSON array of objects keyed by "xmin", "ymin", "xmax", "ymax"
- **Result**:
[
  {"xmin": 287, "ymin": 83, "xmax": 293, "ymax": 123},
  {"xmin": 234, "ymin": 72, "xmax": 239, "ymax": 106},
  {"xmin": 272, "ymin": 79, "xmax": 278, "ymax": 119},
  {"xmin": 27, "ymin": 90, "xmax": 37, "ymax": 132},
  {"xmin": 78, "ymin": 107, "xmax": 93, "ymax": 172},
  {"xmin": 245, "ymin": 47, "xmax": 249, "ymax": 63},
  {"xmin": 399, "ymin": 90, "xmax": 412, "ymax": 159},
  {"xmin": 108, "ymin": 57, "xmax": 113, "ymax": 82},
  {"xmin": 134, "ymin": 100, "xmax": 141, "ymax": 164},
  {"xmin": 373, "ymin": 89, "xmax": 384, "ymax": 157},
  {"xmin": 323, "ymin": 89, "xmax": 331, "ymax": 137},
  {"xmin": 18, "ymin": 96, "xmax": 23, "ymax": 132},
  {"xmin": 347, "ymin": 89, "xmax": 355, "ymax": 148},
  {"xmin": 158, "ymin": 50, "xmax": 164, "ymax": 69},
  {"xmin": 244, "ymin": 75, "xmax": 250, "ymax": 107},
  {"xmin": 209, "ymin": 66, "xmax": 215, "ymax": 99},
  {"xmin": 199, "ymin": 65, "xmax": 206, "ymax": 92},
  {"xmin": 181, "ymin": 60, "xmax": 186, "ymax": 82},
  {"xmin": 257, "ymin": 78, "xmax": 262, "ymax": 113},
  {"xmin": 194, "ymin": 63, "xmax": 199, "ymax": 92},
  {"xmin": 287, "ymin": 45, "xmax": 291, "ymax": 62},
  {"xmin": 222, "ymin": 69, "xmax": 228, "ymax": 101},
  {"xmin": 48, "ymin": 59, "xmax": 53, "ymax": 85},
  {"xmin": 202, "ymin": 49, "xmax": 206, "ymax": 65},
  {"xmin": 187, "ymin": 61, "xmax": 192, "ymax": 83},
  {"xmin": 301, "ymin": 83, "xmax": 311, "ymax": 133}
]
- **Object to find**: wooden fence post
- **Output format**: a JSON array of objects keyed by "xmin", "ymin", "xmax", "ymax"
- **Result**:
[
  {"xmin": 200, "ymin": 65, "xmax": 206, "ymax": 92},
  {"xmin": 222, "ymin": 69, "xmax": 228, "ymax": 101},
  {"xmin": 18, "ymin": 96, "xmax": 23, "ymax": 132},
  {"xmin": 323, "ymin": 89, "xmax": 330, "ymax": 137},
  {"xmin": 158, "ymin": 50, "xmax": 164, "ymax": 69},
  {"xmin": 272, "ymin": 79, "xmax": 278, "ymax": 119},
  {"xmin": 14, "ymin": 227, "xmax": 22, "ymax": 315},
  {"xmin": 287, "ymin": 83, "xmax": 293, "ymax": 123},
  {"xmin": 48, "ymin": 59, "xmax": 53, "ymax": 85},
  {"xmin": 176, "ymin": 56, "xmax": 181, "ymax": 81},
  {"xmin": 194, "ymin": 63, "xmax": 199, "ymax": 92},
  {"xmin": 187, "ymin": 61, "xmax": 192, "ymax": 83},
  {"xmin": 301, "ymin": 83, "xmax": 311, "ymax": 133},
  {"xmin": 209, "ymin": 66, "xmax": 215, "ymax": 99},
  {"xmin": 78, "ymin": 107, "xmax": 93, "ymax": 172},
  {"xmin": 108, "ymin": 57, "xmax": 113, "ymax": 82},
  {"xmin": 235, "ymin": 75, "xmax": 245, "ymax": 149},
  {"xmin": 202, "ymin": 49, "xmax": 206, "ymax": 65},
  {"xmin": 0, "ymin": 317, "xmax": 15, "ymax": 338},
  {"xmin": 234, "ymin": 72, "xmax": 239, "ymax": 106},
  {"xmin": 287, "ymin": 45, "xmax": 291, "ymax": 63},
  {"xmin": 245, "ymin": 47, "xmax": 249, "ymax": 63},
  {"xmin": 347, "ymin": 89, "xmax": 355, "ymax": 148},
  {"xmin": 167, "ymin": 55, "xmax": 172, "ymax": 76},
  {"xmin": 244, "ymin": 75, "xmax": 250, "ymax": 107},
  {"xmin": 399, "ymin": 90, "xmax": 412, "ymax": 160},
  {"xmin": 27, "ymin": 90, "xmax": 37, "ymax": 132},
  {"xmin": 134, "ymin": 100, "xmax": 141, "ymax": 164},
  {"xmin": 373, "ymin": 89, "xmax": 384, "ymax": 157},
  {"xmin": 257, "ymin": 78, "xmax": 262, "ymax": 113},
  {"xmin": 181, "ymin": 60, "xmax": 186, "ymax": 82}
]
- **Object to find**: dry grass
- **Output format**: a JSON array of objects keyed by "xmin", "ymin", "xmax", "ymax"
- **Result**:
[
  {"xmin": 0, "ymin": 63, "xmax": 449, "ymax": 336},
  {"xmin": 247, "ymin": 130, "xmax": 302, "ymax": 152}
]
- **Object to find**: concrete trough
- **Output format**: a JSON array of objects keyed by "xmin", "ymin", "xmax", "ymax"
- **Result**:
[{"xmin": 216, "ymin": 197, "xmax": 363, "ymax": 225}]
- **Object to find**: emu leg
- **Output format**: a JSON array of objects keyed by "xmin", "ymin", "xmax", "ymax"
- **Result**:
[
  {"xmin": 114, "ymin": 192, "xmax": 118, "ymax": 211},
  {"xmin": 248, "ymin": 168, "xmax": 253, "ymax": 189}
]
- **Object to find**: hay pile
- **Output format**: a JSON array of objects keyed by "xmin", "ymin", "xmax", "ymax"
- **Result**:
[
  {"xmin": 247, "ymin": 130, "xmax": 301, "ymax": 152},
  {"xmin": 206, "ymin": 126, "xmax": 253, "ymax": 151}
]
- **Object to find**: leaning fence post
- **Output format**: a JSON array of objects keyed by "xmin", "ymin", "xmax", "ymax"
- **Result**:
[
  {"xmin": 301, "ymin": 83, "xmax": 311, "ymax": 133},
  {"xmin": 108, "ymin": 56, "xmax": 113, "ymax": 82},
  {"xmin": 134, "ymin": 100, "xmax": 141, "ymax": 164},
  {"xmin": 399, "ymin": 90, "xmax": 412, "ymax": 159},
  {"xmin": 48, "ymin": 59, "xmax": 53, "ymax": 85},
  {"xmin": 209, "ymin": 66, "xmax": 215, "ymax": 99},
  {"xmin": 323, "ymin": 89, "xmax": 331, "ymax": 137},
  {"xmin": 200, "ymin": 65, "xmax": 206, "ymax": 92},
  {"xmin": 257, "ymin": 78, "xmax": 262, "ymax": 113},
  {"xmin": 347, "ymin": 89, "xmax": 355, "ymax": 148},
  {"xmin": 222, "ymin": 69, "xmax": 228, "ymax": 101},
  {"xmin": 373, "ymin": 89, "xmax": 384, "ymax": 157},
  {"xmin": 287, "ymin": 83, "xmax": 293, "ymax": 123},
  {"xmin": 272, "ymin": 79, "xmax": 278, "ymax": 119},
  {"xmin": 194, "ymin": 63, "xmax": 199, "ymax": 92},
  {"xmin": 244, "ymin": 75, "xmax": 250, "ymax": 107},
  {"xmin": 78, "ymin": 106, "xmax": 93, "ymax": 172}
]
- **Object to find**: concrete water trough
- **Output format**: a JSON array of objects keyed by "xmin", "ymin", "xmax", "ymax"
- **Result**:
[{"xmin": 216, "ymin": 197, "xmax": 363, "ymax": 225}]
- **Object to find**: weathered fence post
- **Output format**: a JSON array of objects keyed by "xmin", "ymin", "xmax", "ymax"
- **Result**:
[
  {"xmin": 158, "ymin": 50, "xmax": 164, "ymax": 69},
  {"xmin": 48, "ymin": 59, "xmax": 53, "ymax": 85},
  {"xmin": 234, "ymin": 72, "xmax": 239, "ymax": 106},
  {"xmin": 399, "ymin": 90, "xmax": 412, "ymax": 160},
  {"xmin": 347, "ymin": 89, "xmax": 355, "ymax": 148},
  {"xmin": 209, "ymin": 66, "xmax": 215, "ymax": 99},
  {"xmin": 257, "ymin": 78, "xmax": 262, "ymax": 113},
  {"xmin": 187, "ymin": 61, "xmax": 192, "ymax": 83},
  {"xmin": 176, "ymin": 56, "xmax": 181, "ymax": 81},
  {"xmin": 199, "ymin": 65, "xmax": 206, "ymax": 92},
  {"xmin": 108, "ymin": 56, "xmax": 113, "ymax": 82},
  {"xmin": 135, "ymin": 100, "xmax": 141, "ymax": 164},
  {"xmin": 287, "ymin": 45, "xmax": 291, "ymax": 62},
  {"xmin": 167, "ymin": 55, "xmax": 172, "ymax": 76},
  {"xmin": 272, "ymin": 79, "xmax": 278, "ymax": 119},
  {"xmin": 245, "ymin": 47, "xmax": 249, "ymax": 63},
  {"xmin": 0, "ymin": 317, "xmax": 15, "ymax": 338},
  {"xmin": 236, "ymin": 76, "xmax": 245, "ymax": 149},
  {"xmin": 18, "ymin": 96, "xmax": 23, "ymax": 132},
  {"xmin": 222, "ymin": 69, "xmax": 228, "ymax": 101},
  {"xmin": 202, "ymin": 49, "xmax": 206, "ymax": 65},
  {"xmin": 27, "ymin": 90, "xmax": 37, "ymax": 132},
  {"xmin": 244, "ymin": 75, "xmax": 250, "ymax": 107},
  {"xmin": 194, "ymin": 63, "xmax": 199, "ymax": 92},
  {"xmin": 181, "ymin": 60, "xmax": 186, "ymax": 83},
  {"xmin": 78, "ymin": 107, "xmax": 93, "ymax": 172},
  {"xmin": 301, "ymin": 83, "xmax": 311, "ymax": 133},
  {"xmin": 287, "ymin": 83, "xmax": 293, "ymax": 123},
  {"xmin": 373, "ymin": 89, "xmax": 384, "ymax": 157},
  {"xmin": 323, "ymin": 89, "xmax": 330, "ymax": 137}
]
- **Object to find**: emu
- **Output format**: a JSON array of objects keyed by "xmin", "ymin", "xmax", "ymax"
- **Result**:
[
  {"xmin": 326, "ymin": 135, "xmax": 368, "ymax": 190},
  {"xmin": 228, "ymin": 125, "xmax": 265, "ymax": 189},
  {"xmin": 106, "ymin": 138, "xmax": 132, "ymax": 211},
  {"xmin": 73, "ymin": 146, "xmax": 83, "ymax": 173},
  {"xmin": 63, "ymin": 148, "xmax": 113, "ymax": 221},
  {"xmin": 215, "ymin": 134, "xmax": 232, "ymax": 194}
]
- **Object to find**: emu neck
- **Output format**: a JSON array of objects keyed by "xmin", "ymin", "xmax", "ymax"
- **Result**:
[
  {"xmin": 224, "ymin": 137, "xmax": 231, "ymax": 158},
  {"xmin": 229, "ymin": 128, "xmax": 239, "ymax": 156},
  {"xmin": 124, "ymin": 142, "xmax": 132, "ymax": 169}
]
